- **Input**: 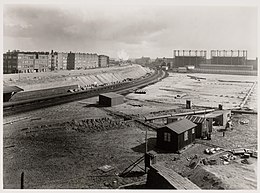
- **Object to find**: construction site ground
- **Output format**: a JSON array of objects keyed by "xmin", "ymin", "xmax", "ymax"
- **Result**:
[
  {"xmin": 114, "ymin": 72, "xmax": 257, "ymax": 115},
  {"xmin": 3, "ymin": 72, "xmax": 258, "ymax": 189},
  {"xmin": 3, "ymin": 102, "xmax": 153, "ymax": 188}
]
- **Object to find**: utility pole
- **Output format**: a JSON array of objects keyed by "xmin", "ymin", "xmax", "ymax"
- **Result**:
[
  {"xmin": 145, "ymin": 127, "xmax": 148, "ymax": 173},
  {"xmin": 21, "ymin": 172, "xmax": 24, "ymax": 189}
]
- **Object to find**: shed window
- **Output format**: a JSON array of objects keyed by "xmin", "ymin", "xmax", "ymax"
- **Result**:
[
  {"xmin": 164, "ymin": 132, "xmax": 171, "ymax": 142},
  {"xmin": 192, "ymin": 128, "xmax": 195, "ymax": 134},
  {"xmin": 184, "ymin": 131, "xmax": 188, "ymax": 141}
]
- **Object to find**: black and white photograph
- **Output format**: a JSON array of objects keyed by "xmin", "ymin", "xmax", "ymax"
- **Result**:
[{"xmin": 2, "ymin": 0, "xmax": 259, "ymax": 190}]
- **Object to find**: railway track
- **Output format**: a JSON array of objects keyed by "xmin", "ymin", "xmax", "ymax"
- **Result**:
[{"xmin": 4, "ymin": 69, "xmax": 166, "ymax": 116}]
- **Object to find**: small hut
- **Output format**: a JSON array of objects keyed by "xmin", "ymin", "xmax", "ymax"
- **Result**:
[
  {"xmin": 185, "ymin": 115, "xmax": 213, "ymax": 138},
  {"xmin": 99, "ymin": 92, "xmax": 124, "ymax": 107},
  {"xmin": 156, "ymin": 119, "xmax": 197, "ymax": 152}
]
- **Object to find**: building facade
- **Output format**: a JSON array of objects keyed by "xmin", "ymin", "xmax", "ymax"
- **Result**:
[
  {"xmin": 3, "ymin": 51, "xmax": 19, "ymax": 74},
  {"xmin": 67, "ymin": 52, "xmax": 76, "ymax": 70},
  {"xmin": 4, "ymin": 50, "xmax": 111, "ymax": 73},
  {"xmin": 98, "ymin": 55, "xmax": 109, "ymax": 67},
  {"xmin": 35, "ymin": 53, "xmax": 49, "ymax": 72},
  {"xmin": 173, "ymin": 50, "xmax": 207, "ymax": 68},
  {"xmin": 57, "ymin": 52, "xmax": 68, "ymax": 70},
  {"xmin": 67, "ymin": 52, "xmax": 99, "ymax": 70},
  {"xmin": 3, "ymin": 50, "xmax": 52, "ymax": 73},
  {"xmin": 157, "ymin": 119, "xmax": 196, "ymax": 152},
  {"xmin": 48, "ymin": 50, "xmax": 58, "ymax": 71},
  {"xmin": 210, "ymin": 50, "xmax": 247, "ymax": 65}
]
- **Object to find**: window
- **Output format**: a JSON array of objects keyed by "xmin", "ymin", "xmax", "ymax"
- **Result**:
[
  {"xmin": 164, "ymin": 132, "xmax": 171, "ymax": 142},
  {"xmin": 192, "ymin": 128, "xmax": 195, "ymax": 134},
  {"xmin": 184, "ymin": 131, "xmax": 188, "ymax": 141}
]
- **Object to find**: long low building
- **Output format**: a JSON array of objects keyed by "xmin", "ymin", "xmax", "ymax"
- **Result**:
[
  {"xmin": 3, "ymin": 86, "xmax": 24, "ymax": 102},
  {"xmin": 199, "ymin": 63, "xmax": 253, "ymax": 71}
]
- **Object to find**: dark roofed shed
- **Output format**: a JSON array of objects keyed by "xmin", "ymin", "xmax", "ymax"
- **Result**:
[{"xmin": 157, "ymin": 119, "xmax": 196, "ymax": 152}]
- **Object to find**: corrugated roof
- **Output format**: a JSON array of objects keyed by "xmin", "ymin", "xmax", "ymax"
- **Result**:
[
  {"xmin": 164, "ymin": 118, "xmax": 197, "ymax": 134},
  {"xmin": 185, "ymin": 115, "xmax": 205, "ymax": 123},
  {"xmin": 99, "ymin": 92, "xmax": 123, "ymax": 99},
  {"xmin": 3, "ymin": 86, "xmax": 24, "ymax": 94}
]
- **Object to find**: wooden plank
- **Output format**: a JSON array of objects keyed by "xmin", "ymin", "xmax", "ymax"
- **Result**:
[{"xmin": 151, "ymin": 164, "xmax": 200, "ymax": 189}]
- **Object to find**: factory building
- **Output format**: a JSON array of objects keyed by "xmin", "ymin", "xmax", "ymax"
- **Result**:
[
  {"xmin": 173, "ymin": 50, "xmax": 207, "ymax": 68},
  {"xmin": 98, "ymin": 55, "xmax": 109, "ymax": 67},
  {"xmin": 210, "ymin": 50, "xmax": 247, "ymax": 65},
  {"xmin": 199, "ymin": 64, "xmax": 253, "ymax": 71},
  {"xmin": 99, "ymin": 92, "xmax": 124, "ymax": 107},
  {"xmin": 156, "ymin": 119, "xmax": 197, "ymax": 152}
]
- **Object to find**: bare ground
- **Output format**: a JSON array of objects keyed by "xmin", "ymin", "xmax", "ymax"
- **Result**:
[{"xmin": 3, "ymin": 73, "xmax": 258, "ymax": 189}]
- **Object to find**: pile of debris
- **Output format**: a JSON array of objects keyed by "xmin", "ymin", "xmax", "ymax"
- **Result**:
[
  {"xmin": 230, "ymin": 148, "xmax": 257, "ymax": 158},
  {"xmin": 25, "ymin": 118, "xmax": 131, "ymax": 134},
  {"xmin": 219, "ymin": 153, "xmax": 237, "ymax": 165},
  {"xmin": 65, "ymin": 118, "xmax": 130, "ymax": 133},
  {"xmin": 204, "ymin": 147, "xmax": 222, "ymax": 155},
  {"xmin": 202, "ymin": 147, "xmax": 257, "ymax": 166}
]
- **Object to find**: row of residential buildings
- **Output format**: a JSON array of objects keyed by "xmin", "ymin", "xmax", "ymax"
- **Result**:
[{"xmin": 3, "ymin": 50, "xmax": 109, "ymax": 74}]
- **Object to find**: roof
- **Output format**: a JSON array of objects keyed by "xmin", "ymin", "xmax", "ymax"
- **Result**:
[
  {"xmin": 162, "ymin": 118, "xmax": 197, "ymax": 134},
  {"xmin": 204, "ymin": 110, "xmax": 230, "ymax": 118},
  {"xmin": 99, "ymin": 92, "xmax": 123, "ymax": 99},
  {"xmin": 151, "ymin": 163, "xmax": 200, "ymax": 189},
  {"xmin": 185, "ymin": 115, "xmax": 205, "ymax": 123},
  {"xmin": 3, "ymin": 86, "xmax": 24, "ymax": 94}
]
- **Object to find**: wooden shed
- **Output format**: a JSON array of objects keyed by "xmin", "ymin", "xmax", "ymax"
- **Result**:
[
  {"xmin": 99, "ymin": 92, "xmax": 124, "ymax": 107},
  {"xmin": 185, "ymin": 115, "xmax": 212, "ymax": 138},
  {"xmin": 204, "ymin": 110, "xmax": 231, "ymax": 127},
  {"xmin": 156, "ymin": 119, "xmax": 197, "ymax": 152}
]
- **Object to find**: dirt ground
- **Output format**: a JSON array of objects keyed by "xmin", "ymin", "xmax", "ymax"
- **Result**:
[
  {"xmin": 4, "ymin": 115, "xmax": 155, "ymax": 188},
  {"xmin": 123, "ymin": 73, "xmax": 257, "ymax": 111},
  {"xmin": 3, "ymin": 72, "xmax": 258, "ymax": 189}
]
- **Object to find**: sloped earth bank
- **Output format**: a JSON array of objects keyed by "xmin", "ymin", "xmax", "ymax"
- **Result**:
[
  {"xmin": 4, "ymin": 64, "xmax": 152, "ymax": 91},
  {"xmin": 188, "ymin": 159, "xmax": 257, "ymax": 190}
]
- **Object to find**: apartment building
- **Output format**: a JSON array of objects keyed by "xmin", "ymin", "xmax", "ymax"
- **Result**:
[
  {"xmin": 57, "ymin": 52, "xmax": 68, "ymax": 70},
  {"xmin": 3, "ymin": 50, "xmax": 50, "ymax": 74},
  {"xmin": 67, "ymin": 52, "xmax": 99, "ymax": 70},
  {"xmin": 98, "ymin": 55, "xmax": 109, "ymax": 67}
]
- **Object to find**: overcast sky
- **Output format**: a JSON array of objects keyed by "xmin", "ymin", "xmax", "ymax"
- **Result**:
[{"xmin": 3, "ymin": 2, "xmax": 258, "ymax": 59}]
